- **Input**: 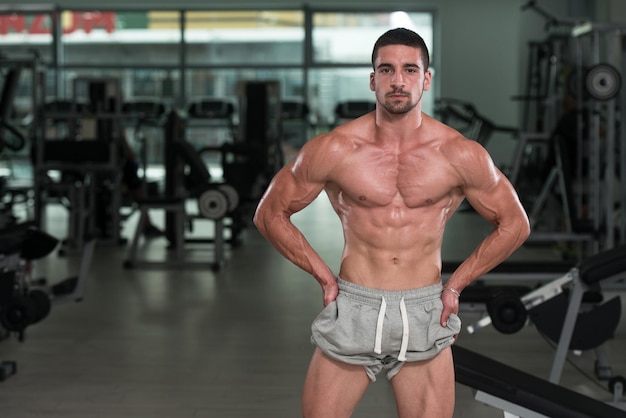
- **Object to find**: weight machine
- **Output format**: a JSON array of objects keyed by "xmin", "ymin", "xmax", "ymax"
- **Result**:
[
  {"xmin": 0, "ymin": 222, "xmax": 95, "ymax": 382},
  {"xmin": 124, "ymin": 109, "xmax": 231, "ymax": 271},
  {"xmin": 569, "ymin": 20, "xmax": 626, "ymax": 251},
  {"xmin": 515, "ymin": 2, "xmax": 625, "ymax": 254},
  {"xmin": 121, "ymin": 96, "xmax": 169, "ymax": 199},
  {"xmin": 238, "ymin": 81, "xmax": 284, "ymax": 180},
  {"xmin": 185, "ymin": 96, "xmax": 238, "ymax": 178},
  {"xmin": 34, "ymin": 77, "xmax": 126, "ymax": 254},
  {"xmin": 124, "ymin": 82, "xmax": 284, "ymax": 270}
]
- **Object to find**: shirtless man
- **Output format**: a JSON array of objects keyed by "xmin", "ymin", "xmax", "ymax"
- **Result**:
[{"xmin": 253, "ymin": 28, "xmax": 530, "ymax": 418}]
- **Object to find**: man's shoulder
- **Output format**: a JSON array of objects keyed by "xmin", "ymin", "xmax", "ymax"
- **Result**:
[
  {"xmin": 419, "ymin": 118, "xmax": 476, "ymax": 160},
  {"xmin": 422, "ymin": 113, "xmax": 466, "ymax": 142},
  {"xmin": 420, "ymin": 115, "xmax": 491, "ymax": 164},
  {"xmin": 311, "ymin": 117, "xmax": 373, "ymax": 148}
]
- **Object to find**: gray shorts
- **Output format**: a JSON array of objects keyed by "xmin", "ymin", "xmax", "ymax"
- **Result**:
[{"xmin": 311, "ymin": 278, "xmax": 461, "ymax": 382}]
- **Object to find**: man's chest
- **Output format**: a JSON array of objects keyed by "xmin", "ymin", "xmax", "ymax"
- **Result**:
[{"xmin": 330, "ymin": 147, "xmax": 461, "ymax": 207}]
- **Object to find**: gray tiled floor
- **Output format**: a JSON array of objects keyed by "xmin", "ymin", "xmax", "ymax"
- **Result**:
[{"xmin": 1, "ymin": 195, "xmax": 624, "ymax": 417}]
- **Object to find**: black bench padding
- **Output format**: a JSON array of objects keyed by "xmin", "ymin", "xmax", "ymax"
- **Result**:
[
  {"xmin": 453, "ymin": 345, "xmax": 626, "ymax": 418},
  {"xmin": 578, "ymin": 244, "xmax": 626, "ymax": 285}
]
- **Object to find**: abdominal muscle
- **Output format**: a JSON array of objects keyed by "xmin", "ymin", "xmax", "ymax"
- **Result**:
[{"xmin": 336, "ymin": 202, "xmax": 447, "ymax": 291}]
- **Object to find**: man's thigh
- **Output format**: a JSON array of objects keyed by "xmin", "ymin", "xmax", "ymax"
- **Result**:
[
  {"xmin": 390, "ymin": 347, "xmax": 455, "ymax": 418},
  {"xmin": 302, "ymin": 348, "xmax": 371, "ymax": 418}
]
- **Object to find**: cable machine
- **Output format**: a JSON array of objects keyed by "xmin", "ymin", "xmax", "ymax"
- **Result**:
[{"xmin": 517, "ymin": 2, "xmax": 625, "ymax": 254}]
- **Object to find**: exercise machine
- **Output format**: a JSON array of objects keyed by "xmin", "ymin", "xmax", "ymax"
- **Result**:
[
  {"xmin": 34, "ymin": 77, "xmax": 126, "ymax": 254},
  {"xmin": 465, "ymin": 244, "xmax": 626, "ymax": 404},
  {"xmin": 123, "ymin": 110, "xmax": 242, "ymax": 271},
  {"xmin": 121, "ymin": 96, "xmax": 169, "ymax": 198},
  {"xmin": 516, "ymin": 2, "xmax": 626, "ymax": 252},
  {"xmin": 237, "ymin": 81, "xmax": 284, "ymax": 181},
  {"xmin": 0, "ymin": 222, "xmax": 95, "ymax": 381}
]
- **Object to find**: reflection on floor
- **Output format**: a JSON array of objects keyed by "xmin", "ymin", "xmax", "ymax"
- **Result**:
[{"xmin": 0, "ymin": 195, "xmax": 624, "ymax": 417}]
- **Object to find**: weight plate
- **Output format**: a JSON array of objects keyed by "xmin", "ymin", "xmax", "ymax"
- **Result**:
[
  {"xmin": 487, "ymin": 292, "xmax": 528, "ymax": 334},
  {"xmin": 0, "ymin": 295, "xmax": 36, "ymax": 332},
  {"xmin": 218, "ymin": 184, "xmax": 240, "ymax": 212},
  {"xmin": 585, "ymin": 64, "xmax": 621, "ymax": 101},
  {"xmin": 198, "ymin": 189, "xmax": 229, "ymax": 220}
]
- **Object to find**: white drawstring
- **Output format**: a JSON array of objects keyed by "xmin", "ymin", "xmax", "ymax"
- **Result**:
[
  {"xmin": 398, "ymin": 297, "xmax": 409, "ymax": 361},
  {"xmin": 374, "ymin": 296, "xmax": 387, "ymax": 354},
  {"xmin": 374, "ymin": 296, "xmax": 409, "ymax": 361}
]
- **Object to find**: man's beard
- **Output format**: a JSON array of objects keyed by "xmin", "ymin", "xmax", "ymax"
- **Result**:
[{"xmin": 382, "ymin": 91, "xmax": 421, "ymax": 114}]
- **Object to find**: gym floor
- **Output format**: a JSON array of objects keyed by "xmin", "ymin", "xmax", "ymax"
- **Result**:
[{"xmin": 0, "ymin": 195, "xmax": 624, "ymax": 417}]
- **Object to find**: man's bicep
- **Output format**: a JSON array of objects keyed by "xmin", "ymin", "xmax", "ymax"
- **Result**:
[
  {"xmin": 465, "ymin": 175, "xmax": 525, "ymax": 224},
  {"xmin": 459, "ymin": 145, "xmax": 522, "ymax": 223}
]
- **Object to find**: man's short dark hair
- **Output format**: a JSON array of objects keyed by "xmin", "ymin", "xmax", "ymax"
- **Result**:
[{"xmin": 371, "ymin": 28, "xmax": 430, "ymax": 70}]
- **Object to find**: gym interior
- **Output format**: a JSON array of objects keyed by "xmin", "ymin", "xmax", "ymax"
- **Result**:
[{"xmin": 1, "ymin": 0, "xmax": 626, "ymax": 416}]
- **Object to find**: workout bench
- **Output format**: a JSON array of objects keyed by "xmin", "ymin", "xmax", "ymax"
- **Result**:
[
  {"xmin": 453, "ymin": 345, "xmax": 626, "ymax": 417},
  {"xmin": 466, "ymin": 244, "xmax": 626, "ymax": 401}
]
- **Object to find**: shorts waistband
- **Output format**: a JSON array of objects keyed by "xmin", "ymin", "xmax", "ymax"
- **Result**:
[{"xmin": 337, "ymin": 278, "xmax": 442, "ymax": 307}]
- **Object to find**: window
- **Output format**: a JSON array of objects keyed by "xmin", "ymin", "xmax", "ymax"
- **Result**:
[
  {"xmin": 185, "ymin": 11, "xmax": 304, "ymax": 66},
  {"xmin": 62, "ymin": 10, "xmax": 182, "ymax": 66},
  {"xmin": 312, "ymin": 11, "xmax": 433, "ymax": 65}
]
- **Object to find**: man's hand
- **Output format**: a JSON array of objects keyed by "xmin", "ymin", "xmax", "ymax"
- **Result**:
[
  {"xmin": 322, "ymin": 278, "xmax": 339, "ymax": 307},
  {"xmin": 440, "ymin": 288, "xmax": 460, "ymax": 333}
]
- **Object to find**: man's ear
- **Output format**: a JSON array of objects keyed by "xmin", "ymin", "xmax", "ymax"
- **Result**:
[
  {"xmin": 424, "ymin": 70, "xmax": 432, "ymax": 91},
  {"xmin": 370, "ymin": 72, "xmax": 375, "ymax": 92}
]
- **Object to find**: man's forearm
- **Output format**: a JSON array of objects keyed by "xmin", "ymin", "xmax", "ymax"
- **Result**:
[
  {"xmin": 445, "ymin": 221, "xmax": 529, "ymax": 292},
  {"xmin": 256, "ymin": 214, "xmax": 335, "ymax": 286}
]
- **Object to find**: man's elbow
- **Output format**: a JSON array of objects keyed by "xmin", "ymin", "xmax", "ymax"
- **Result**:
[
  {"xmin": 252, "ymin": 207, "xmax": 266, "ymax": 234},
  {"xmin": 518, "ymin": 215, "xmax": 531, "ymax": 244},
  {"xmin": 253, "ymin": 205, "xmax": 279, "ymax": 238}
]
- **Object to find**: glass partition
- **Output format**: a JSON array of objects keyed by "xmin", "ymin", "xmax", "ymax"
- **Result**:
[
  {"xmin": 185, "ymin": 11, "xmax": 304, "ymax": 65},
  {"xmin": 312, "ymin": 11, "xmax": 433, "ymax": 65},
  {"xmin": 0, "ymin": 6, "xmax": 435, "ymax": 174},
  {"xmin": 308, "ymin": 67, "xmax": 373, "ymax": 128},
  {"xmin": 62, "ymin": 10, "xmax": 182, "ymax": 66}
]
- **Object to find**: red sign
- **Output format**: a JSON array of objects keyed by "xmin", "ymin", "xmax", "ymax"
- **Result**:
[{"xmin": 0, "ymin": 12, "xmax": 116, "ymax": 35}]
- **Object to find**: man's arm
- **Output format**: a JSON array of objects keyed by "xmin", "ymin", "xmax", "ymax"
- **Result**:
[
  {"xmin": 253, "ymin": 135, "xmax": 341, "ymax": 306},
  {"xmin": 441, "ymin": 139, "xmax": 531, "ymax": 325}
]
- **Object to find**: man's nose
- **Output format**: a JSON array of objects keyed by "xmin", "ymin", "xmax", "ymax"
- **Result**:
[{"xmin": 391, "ymin": 72, "xmax": 405, "ymax": 87}]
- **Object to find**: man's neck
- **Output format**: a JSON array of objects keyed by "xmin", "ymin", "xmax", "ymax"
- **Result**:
[{"xmin": 375, "ymin": 107, "xmax": 425, "ymax": 140}]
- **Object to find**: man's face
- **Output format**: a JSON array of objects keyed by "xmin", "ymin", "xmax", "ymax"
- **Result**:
[{"xmin": 369, "ymin": 44, "xmax": 432, "ymax": 115}]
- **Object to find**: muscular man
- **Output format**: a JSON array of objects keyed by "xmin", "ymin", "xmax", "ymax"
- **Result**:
[{"xmin": 254, "ymin": 28, "xmax": 530, "ymax": 418}]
